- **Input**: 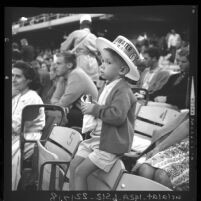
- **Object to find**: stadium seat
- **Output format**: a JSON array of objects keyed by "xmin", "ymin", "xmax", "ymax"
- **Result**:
[
  {"xmin": 132, "ymin": 105, "xmax": 180, "ymax": 152},
  {"xmin": 116, "ymin": 173, "xmax": 172, "ymax": 191},
  {"xmin": 37, "ymin": 140, "xmax": 68, "ymax": 190},
  {"xmin": 87, "ymin": 159, "xmax": 125, "ymax": 191},
  {"xmin": 44, "ymin": 126, "xmax": 83, "ymax": 171}
]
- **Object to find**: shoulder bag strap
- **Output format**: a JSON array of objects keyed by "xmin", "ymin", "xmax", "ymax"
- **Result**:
[{"xmin": 71, "ymin": 32, "xmax": 90, "ymax": 54}]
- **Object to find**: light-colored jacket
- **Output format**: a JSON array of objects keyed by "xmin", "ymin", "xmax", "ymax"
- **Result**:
[
  {"xmin": 138, "ymin": 67, "xmax": 170, "ymax": 94},
  {"xmin": 51, "ymin": 68, "xmax": 98, "ymax": 109},
  {"xmin": 60, "ymin": 28, "xmax": 99, "ymax": 81}
]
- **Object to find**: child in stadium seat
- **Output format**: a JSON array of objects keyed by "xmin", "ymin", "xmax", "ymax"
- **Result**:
[{"xmin": 69, "ymin": 35, "xmax": 140, "ymax": 190}]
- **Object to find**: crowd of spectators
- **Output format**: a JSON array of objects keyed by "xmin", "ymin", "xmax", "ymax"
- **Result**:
[{"xmin": 11, "ymin": 28, "xmax": 191, "ymax": 131}]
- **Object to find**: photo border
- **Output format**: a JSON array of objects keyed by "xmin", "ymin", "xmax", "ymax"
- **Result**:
[{"xmin": 3, "ymin": 4, "xmax": 197, "ymax": 201}]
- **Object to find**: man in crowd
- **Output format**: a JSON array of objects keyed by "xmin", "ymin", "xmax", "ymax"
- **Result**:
[
  {"xmin": 167, "ymin": 29, "xmax": 181, "ymax": 63},
  {"xmin": 150, "ymin": 48, "xmax": 190, "ymax": 110},
  {"xmin": 137, "ymin": 46, "xmax": 170, "ymax": 96},
  {"xmin": 60, "ymin": 14, "xmax": 100, "ymax": 85},
  {"xmin": 12, "ymin": 42, "xmax": 22, "ymax": 63},
  {"xmin": 50, "ymin": 51, "xmax": 98, "ymax": 127}
]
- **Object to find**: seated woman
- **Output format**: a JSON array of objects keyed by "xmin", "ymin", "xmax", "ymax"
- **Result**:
[
  {"xmin": 12, "ymin": 61, "xmax": 45, "ymax": 190},
  {"xmin": 136, "ymin": 111, "xmax": 189, "ymax": 191},
  {"xmin": 149, "ymin": 48, "xmax": 190, "ymax": 110}
]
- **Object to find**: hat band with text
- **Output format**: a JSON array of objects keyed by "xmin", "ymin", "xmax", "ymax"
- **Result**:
[{"xmin": 113, "ymin": 37, "xmax": 139, "ymax": 62}]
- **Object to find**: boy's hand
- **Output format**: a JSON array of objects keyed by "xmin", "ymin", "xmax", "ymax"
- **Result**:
[
  {"xmin": 81, "ymin": 102, "xmax": 95, "ymax": 115},
  {"xmin": 134, "ymin": 92, "xmax": 145, "ymax": 99}
]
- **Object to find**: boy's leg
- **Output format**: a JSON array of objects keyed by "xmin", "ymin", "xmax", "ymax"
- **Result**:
[
  {"xmin": 69, "ymin": 156, "xmax": 85, "ymax": 191},
  {"xmin": 70, "ymin": 138, "xmax": 96, "ymax": 190},
  {"xmin": 74, "ymin": 157, "xmax": 99, "ymax": 191}
]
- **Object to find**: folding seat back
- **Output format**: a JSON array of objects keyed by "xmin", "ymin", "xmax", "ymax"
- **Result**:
[
  {"xmin": 132, "ymin": 105, "xmax": 180, "ymax": 152},
  {"xmin": 37, "ymin": 140, "xmax": 63, "ymax": 190},
  {"xmin": 45, "ymin": 126, "xmax": 83, "ymax": 162}
]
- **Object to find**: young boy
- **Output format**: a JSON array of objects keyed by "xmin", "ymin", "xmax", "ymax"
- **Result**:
[{"xmin": 69, "ymin": 35, "xmax": 140, "ymax": 190}]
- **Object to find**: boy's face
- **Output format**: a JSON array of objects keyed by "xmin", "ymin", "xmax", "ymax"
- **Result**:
[{"xmin": 100, "ymin": 49, "xmax": 125, "ymax": 82}]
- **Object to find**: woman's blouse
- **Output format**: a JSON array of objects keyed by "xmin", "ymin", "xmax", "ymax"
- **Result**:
[{"xmin": 12, "ymin": 89, "xmax": 45, "ymax": 135}]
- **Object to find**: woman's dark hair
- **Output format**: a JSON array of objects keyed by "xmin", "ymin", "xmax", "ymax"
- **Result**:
[
  {"xmin": 12, "ymin": 61, "xmax": 42, "ymax": 91},
  {"xmin": 56, "ymin": 51, "xmax": 77, "ymax": 70},
  {"xmin": 178, "ymin": 48, "xmax": 189, "ymax": 61}
]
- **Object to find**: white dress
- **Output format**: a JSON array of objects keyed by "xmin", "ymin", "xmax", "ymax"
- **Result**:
[{"xmin": 12, "ymin": 90, "xmax": 45, "ymax": 190}]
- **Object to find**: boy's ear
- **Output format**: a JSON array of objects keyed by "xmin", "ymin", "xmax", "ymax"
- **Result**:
[{"xmin": 119, "ymin": 66, "xmax": 130, "ymax": 76}]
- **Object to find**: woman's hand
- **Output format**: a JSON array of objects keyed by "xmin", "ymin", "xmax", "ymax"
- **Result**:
[
  {"xmin": 81, "ymin": 102, "xmax": 95, "ymax": 115},
  {"xmin": 154, "ymin": 96, "xmax": 167, "ymax": 103}
]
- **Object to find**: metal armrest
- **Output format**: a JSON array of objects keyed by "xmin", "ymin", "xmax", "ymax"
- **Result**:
[{"xmin": 38, "ymin": 161, "xmax": 70, "ymax": 191}]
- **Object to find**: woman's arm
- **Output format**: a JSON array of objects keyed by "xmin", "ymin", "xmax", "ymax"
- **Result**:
[
  {"xmin": 157, "ymin": 118, "xmax": 189, "ymax": 151},
  {"xmin": 147, "ymin": 118, "xmax": 189, "ymax": 158},
  {"xmin": 12, "ymin": 91, "xmax": 46, "ymax": 134}
]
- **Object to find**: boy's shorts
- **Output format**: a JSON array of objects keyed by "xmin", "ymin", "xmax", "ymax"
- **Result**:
[{"xmin": 76, "ymin": 137, "xmax": 118, "ymax": 172}]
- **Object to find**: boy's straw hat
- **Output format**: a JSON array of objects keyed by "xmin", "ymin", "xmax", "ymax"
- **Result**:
[{"xmin": 96, "ymin": 35, "xmax": 140, "ymax": 81}]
